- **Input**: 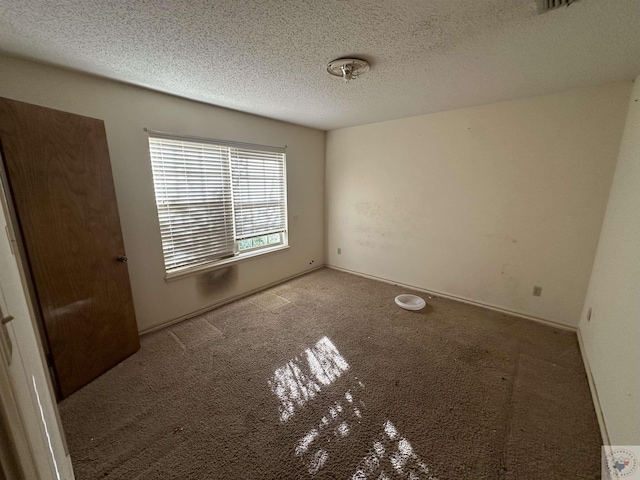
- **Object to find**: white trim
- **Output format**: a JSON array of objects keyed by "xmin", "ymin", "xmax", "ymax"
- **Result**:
[
  {"xmin": 1, "ymin": 153, "xmax": 73, "ymax": 479},
  {"xmin": 577, "ymin": 328, "xmax": 611, "ymax": 446},
  {"xmin": 141, "ymin": 265, "xmax": 324, "ymax": 334},
  {"xmin": 326, "ymin": 264, "xmax": 577, "ymax": 332},
  {"xmin": 0, "ymin": 340, "xmax": 38, "ymax": 479}
]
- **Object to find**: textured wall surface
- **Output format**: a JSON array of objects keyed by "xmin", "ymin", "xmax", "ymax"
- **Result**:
[
  {"xmin": 326, "ymin": 82, "xmax": 631, "ymax": 327},
  {"xmin": 579, "ymin": 76, "xmax": 640, "ymax": 445},
  {"xmin": 0, "ymin": 54, "xmax": 325, "ymax": 332},
  {"xmin": 0, "ymin": 0, "xmax": 638, "ymax": 129}
]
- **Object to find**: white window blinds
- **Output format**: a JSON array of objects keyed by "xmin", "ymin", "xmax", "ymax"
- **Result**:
[
  {"xmin": 148, "ymin": 132, "xmax": 287, "ymax": 276},
  {"xmin": 149, "ymin": 136, "xmax": 235, "ymax": 272},
  {"xmin": 230, "ymin": 148, "xmax": 287, "ymax": 241}
]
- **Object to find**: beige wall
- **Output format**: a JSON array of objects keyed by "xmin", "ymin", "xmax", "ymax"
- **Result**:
[
  {"xmin": 326, "ymin": 83, "xmax": 631, "ymax": 327},
  {"xmin": 578, "ymin": 77, "xmax": 640, "ymax": 444},
  {"xmin": 0, "ymin": 55, "xmax": 325, "ymax": 332}
]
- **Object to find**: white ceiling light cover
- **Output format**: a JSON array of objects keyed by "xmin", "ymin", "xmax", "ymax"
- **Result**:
[{"xmin": 327, "ymin": 58, "xmax": 370, "ymax": 82}]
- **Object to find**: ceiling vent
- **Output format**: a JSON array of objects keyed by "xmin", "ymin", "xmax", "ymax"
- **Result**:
[{"xmin": 537, "ymin": 0, "xmax": 579, "ymax": 13}]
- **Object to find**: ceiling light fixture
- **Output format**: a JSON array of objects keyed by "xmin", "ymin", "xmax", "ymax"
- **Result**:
[{"xmin": 327, "ymin": 58, "xmax": 370, "ymax": 82}]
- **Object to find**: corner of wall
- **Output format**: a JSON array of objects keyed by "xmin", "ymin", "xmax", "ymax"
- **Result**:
[{"xmin": 576, "ymin": 73, "xmax": 640, "ymax": 446}]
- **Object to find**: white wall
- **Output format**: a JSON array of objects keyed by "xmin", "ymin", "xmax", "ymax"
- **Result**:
[
  {"xmin": 578, "ymin": 77, "xmax": 640, "ymax": 445},
  {"xmin": 326, "ymin": 83, "xmax": 631, "ymax": 327},
  {"xmin": 0, "ymin": 55, "xmax": 325, "ymax": 332}
]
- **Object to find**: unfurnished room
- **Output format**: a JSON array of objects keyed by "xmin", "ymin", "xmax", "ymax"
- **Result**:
[{"xmin": 0, "ymin": 1, "xmax": 638, "ymax": 479}]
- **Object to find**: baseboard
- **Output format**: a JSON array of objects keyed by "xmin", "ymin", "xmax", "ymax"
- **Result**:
[
  {"xmin": 139, "ymin": 265, "xmax": 325, "ymax": 335},
  {"xmin": 577, "ymin": 328, "xmax": 611, "ymax": 446},
  {"xmin": 326, "ymin": 264, "xmax": 577, "ymax": 332}
]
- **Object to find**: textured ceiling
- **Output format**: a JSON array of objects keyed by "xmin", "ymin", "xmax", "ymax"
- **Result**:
[{"xmin": 0, "ymin": 0, "xmax": 638, "ymax": 130}]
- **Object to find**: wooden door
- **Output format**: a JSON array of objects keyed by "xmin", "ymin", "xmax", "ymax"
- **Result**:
[{"xmin": 0, "ymin": 97, "xmax": 139, "ymax": 398}]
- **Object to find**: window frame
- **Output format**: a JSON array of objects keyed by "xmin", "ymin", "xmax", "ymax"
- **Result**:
[{"xmin": 147, "ymin": 130, "xmax": 289, "ymax": 281}]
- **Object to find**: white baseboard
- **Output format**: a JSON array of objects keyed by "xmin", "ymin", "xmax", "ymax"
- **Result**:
[
  {"xmin": 139, "ymin": 265, "xmax": 325, "ymax": 335},
  {"xmin": 577, "ymin": 328, "xmax": 611, "ymax": 447},
  {"xmin": 326, "ymin": 264, "xmax": 576, "ymax": 332}
]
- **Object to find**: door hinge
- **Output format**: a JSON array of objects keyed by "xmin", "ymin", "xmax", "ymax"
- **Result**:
[
  {"xmin": 45, "ymin": 353, "xmax": 57, "ymax": 383},
  {"xmin": 0, "ymin": 304, "xmax": 13, "ymax": 365},
  {"xmin": 5, "ymin": 226, "xmax": 15, "ymax": 255},
  {"xmin": 44, "ymin": 353, "xmax": 62, "ymax": 400}
]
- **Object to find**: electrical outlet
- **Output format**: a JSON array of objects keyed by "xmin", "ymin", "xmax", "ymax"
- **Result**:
[
  {"xmin": 533, "ymin": 286, "xmax": 542, "ymax": 297},
  {"xmin": 337, "ymin": 248, "xmax": 341, "ymax": 254}
]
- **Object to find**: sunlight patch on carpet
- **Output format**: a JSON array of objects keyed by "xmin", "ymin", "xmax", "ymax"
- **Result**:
[
  {"xmin": 268, "ymin": 336, "xmax": 350, "ymax": 422},
  {"xmin": 352, "ymin": 421, "xmax": 438, "ymax": 480},
  {"xmin": 271, "ymin": 336, "xmax": 438, "ymax": 479}
]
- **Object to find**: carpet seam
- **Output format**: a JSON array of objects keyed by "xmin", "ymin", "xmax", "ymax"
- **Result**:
[
  {"xmin": 167, "ymin": 330, "xmax": 186, "ymax": 351},
  {"xmin": 502, "ymin": 353, "xmax": 521, "ymax": 479}
]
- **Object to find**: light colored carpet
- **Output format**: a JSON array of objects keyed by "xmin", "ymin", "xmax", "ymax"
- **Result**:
[{"xmin": 59, "ymin": 267, "xmax": 601, "ymax": 479}]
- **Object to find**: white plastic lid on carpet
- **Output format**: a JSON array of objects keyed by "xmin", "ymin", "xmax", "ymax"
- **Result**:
[{"xmin": 394, "ymin": 294, "xmax": 426, "ymax": 311}]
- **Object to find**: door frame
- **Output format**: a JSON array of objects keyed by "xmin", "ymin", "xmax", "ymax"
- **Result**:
[
  {"xmin": 0, "ymin": 338, "xmax": 38, "ymax": 480},
  {"xmin": 0, "ymin": 129, "xmax": 62, "ymax": 400},
  {"xmin": 0, "ymin": 155, "xmax": 73, "ymax": 479}
]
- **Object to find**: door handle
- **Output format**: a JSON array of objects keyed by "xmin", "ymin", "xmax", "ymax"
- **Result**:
[
  {"xmin": 1, "ymin": 315, "xmax": 13, "ymax": 325},
  {"xmin": 116, "ymin": 255, "xmax": 128, "ymax": 263}
]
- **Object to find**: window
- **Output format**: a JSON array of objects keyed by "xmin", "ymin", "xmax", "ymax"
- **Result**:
[{"xmin": 148, "ymin": 132, "xmax": 287, "ymax": 279}]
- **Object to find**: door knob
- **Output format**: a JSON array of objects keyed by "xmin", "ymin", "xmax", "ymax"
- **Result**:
[{"xmin": 116, "ymin": 255, "xmax": 128, "ymax": 263}]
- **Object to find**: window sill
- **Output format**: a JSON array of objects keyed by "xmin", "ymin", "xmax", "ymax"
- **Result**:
[{"xmin": 164, "ymin": 244, "xmax": 290, "ymax": 282}]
